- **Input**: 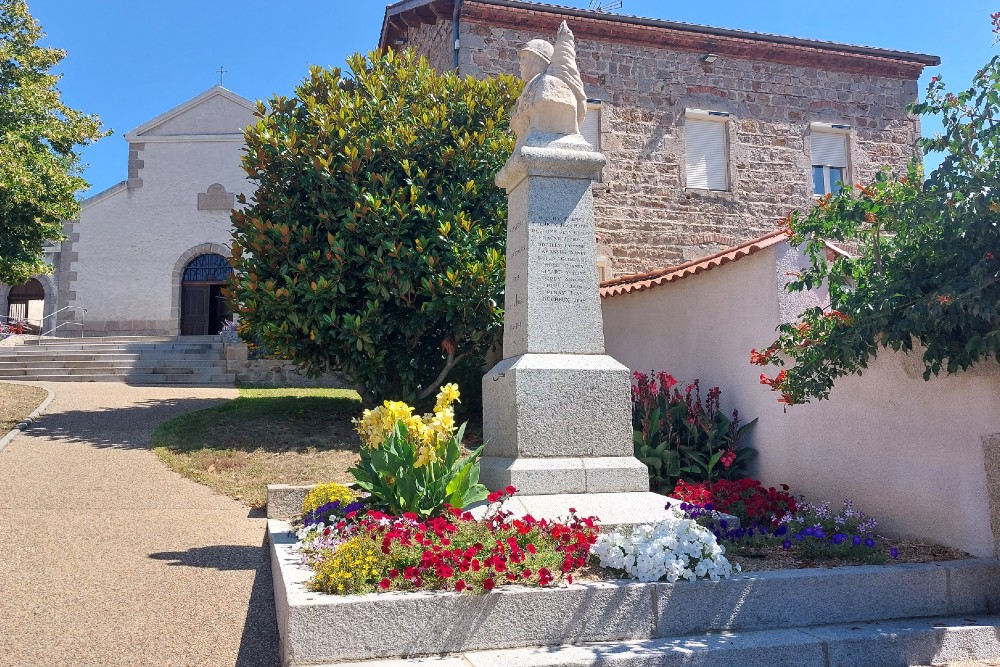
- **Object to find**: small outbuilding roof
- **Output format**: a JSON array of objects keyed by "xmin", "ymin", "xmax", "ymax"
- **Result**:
[
  {"xmin": 381, "ymin": 0, "xmax": 939, "ymax": 78},
  {"xmin": 599, "ymin": 230, "xmax": 789, "ymax": 298}
]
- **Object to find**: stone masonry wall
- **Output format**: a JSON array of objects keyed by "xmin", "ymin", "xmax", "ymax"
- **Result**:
[
  {"xmin": 405, "ymin": 17, "xmax": 454, "ymax": 72},
  {"xmin": 403, "ymin": 15, "xmax": 921, "ymax": 277}
]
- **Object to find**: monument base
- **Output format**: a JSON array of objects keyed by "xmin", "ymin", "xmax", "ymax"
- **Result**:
[
  {"xmin": 468, "ymin": 491, "xmax": 680, "ymax": 529},
  {"xmin": 481, "ymin": 352, "xmax": 649, "ymax": 494},
  {"xmin": 480, "ymin": 455, "xmax": 648, "ymax": 496}
]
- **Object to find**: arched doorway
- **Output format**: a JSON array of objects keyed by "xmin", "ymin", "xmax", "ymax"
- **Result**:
[
  {"xmin": 7, "ymin": 278, "xmax": 45, "ymax": 332},
  {"xmin": 180, "ymin": 254, "xmax": 233, "ymax": 336}
]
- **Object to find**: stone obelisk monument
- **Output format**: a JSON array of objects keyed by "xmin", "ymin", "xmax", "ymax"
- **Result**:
[{"xmin": 481, "ymin": 23, "xmax": 658, "ymax": 519}]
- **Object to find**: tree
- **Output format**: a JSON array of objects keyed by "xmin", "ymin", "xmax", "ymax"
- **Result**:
[
  {"xmin": 0, "ymin": 0, "xmax": 105, "ymax": 285},
  {"xmin": 230, "ymin": 50, "xmax": 521, "ymax": 406},
  {"xmin": 755, "ymin": 22, "xmax": 1000, "ymax": 405}
]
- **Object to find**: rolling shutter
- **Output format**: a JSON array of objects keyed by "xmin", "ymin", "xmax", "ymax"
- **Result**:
[
  {"xmin": 811, "ymin": 131, "xmax": 847, "ymax": 167},
  {"xmin": 582, "ymin": 106, "xmax": 601, "ymax": 151},
  {"xmin": 685, "ymin": 118, "xmax": 728, "ymax": 191}
]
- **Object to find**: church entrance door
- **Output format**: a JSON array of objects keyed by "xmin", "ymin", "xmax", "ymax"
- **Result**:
[{"xmin": 180, "ymin": 254, "xmax": 232, "ymax": 336}]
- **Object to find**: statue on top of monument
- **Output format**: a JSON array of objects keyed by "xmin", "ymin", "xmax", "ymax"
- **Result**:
[{"xmin": 510, "ymin": 21, "xmax": 588, "ymax": 148}]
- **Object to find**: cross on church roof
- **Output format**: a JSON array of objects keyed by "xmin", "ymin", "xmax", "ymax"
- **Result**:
[{"xmin": 217, "ymin": 66, "xmax": 227, "ymax": 87}]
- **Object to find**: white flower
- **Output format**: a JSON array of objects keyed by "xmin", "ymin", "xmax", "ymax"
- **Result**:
[{"xmin": 591, "ymin": 507, "xmax": 738, "ymax": 583}]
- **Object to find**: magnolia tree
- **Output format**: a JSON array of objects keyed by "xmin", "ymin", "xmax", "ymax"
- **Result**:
[
  {"xmin": 231, "ymin": 51, "xmax": 520, "ymax": 405},
  {"xmin": 0, "ymin": 0, "xmax": 105, "ymax": 284},
  {"xmin": 755, "ymin": 21, "xmax": 1000, "ymax": 405}
]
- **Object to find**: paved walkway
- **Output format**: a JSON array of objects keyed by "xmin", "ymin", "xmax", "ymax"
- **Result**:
[{"xmin": 0, "ymin": 382, "xmax": 279, "ymax": 667}]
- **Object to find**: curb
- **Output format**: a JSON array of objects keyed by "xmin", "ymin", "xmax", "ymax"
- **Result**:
[{"xmin": 0, "ymin": 384, "xmax": 55, "ymax": 455}]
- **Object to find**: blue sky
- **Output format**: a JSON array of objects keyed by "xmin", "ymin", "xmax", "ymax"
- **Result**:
[{"xmin": 29, "ymin": 0, "xmax": 997, "ymax": 197}]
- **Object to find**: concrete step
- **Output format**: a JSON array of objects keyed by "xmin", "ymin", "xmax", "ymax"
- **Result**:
[
  {"xmin": 0, "ymin": 364, "xmax": 229, "ymax": 377},
  {"xmin": 12, "ymin": 342, "xmax": 224, "ymax": 353},
  {"xmin": 324, "ymin": 616, "xmax": 1000, "ymax": 667},
  {"xmin": 6, "ymin": 372, "xmax": 235, "ymax": 385},
  {"xmin": 0, "ymin": 359, "xmax": 227, "ymax": 371},
  {"xmin": 24, "ymin": 335, "xmax": 221, "ymax": 345},
  {"xmin": 0, "ymin": 352, "xmax": 224, "ymax": 363}
]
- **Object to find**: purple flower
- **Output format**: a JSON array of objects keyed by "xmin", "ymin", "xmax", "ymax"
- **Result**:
[
  {"xmin": 865, "ymin": 537, "xmax": 875, "ymax": 548},
  {"xmin": 852, "ymin": 535, "xmax": 862, "ymax": 546},
  {"xmin": 704, "ymin": 502, "xmax": 715, "ymax": 511},
  {"xmin": 804, "ymin": 527, "xmax": 815, "ymax": 537},
  {"xmin": 782, "ymin": 539, "xmax": 792, "ymax": 550},
  {"xmin": 890, "ymin": 547, "xmax": 899, "ymax": 559},
  {"xmin": 814, "ymin": 528, "xmax": 826, "ymax": 539},
  {"xmin": 774, "ymin": 525, "xmax": 788, "ymax": 537},
  {"xmin": 833, "ymin": 533, "xmax": 847, "ymax": 545},
  {"xmin": 719, "ymin": 519, "xmax": 729, "ymax": 529}
]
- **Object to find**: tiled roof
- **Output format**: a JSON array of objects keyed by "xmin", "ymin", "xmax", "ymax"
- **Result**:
[
  {"xmin": 381, "ymin": 0, "xmax": 940, "ymax": 70},
  {"xmin": 600, "ymin": 230, "xmax": 788, "ymax": 298}
]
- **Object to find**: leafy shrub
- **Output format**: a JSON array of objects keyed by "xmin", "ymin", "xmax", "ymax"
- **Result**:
[
  {"xmin": 754, "ymin": 21, "xmax": 1000, "ymax": 405},
  {"xmin": 591, "ymin": 507, "xmax": 739, "ymax": 582},
  {"xmin": 301, "ymin": 491, "xmax": 598, "ymax": 595},
  {"xmin": 632, "ymin": 371, "xmax": 757, "ymax": 492},
  {"xmin": 349, "ymin": 383, "xmax": 487, "ymax": 517},
  {"xmin": 672, "ymin": 478, "xmax": 796, "ymax": 527},
  {"xmin": 230, "ymin": 50, "xmax": 521, "ymax": 406}
]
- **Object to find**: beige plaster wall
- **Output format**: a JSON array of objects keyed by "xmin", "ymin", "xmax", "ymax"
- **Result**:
[{"xmin": 602, "ymin": 243, "xmax": 1000, "ymax": 557}]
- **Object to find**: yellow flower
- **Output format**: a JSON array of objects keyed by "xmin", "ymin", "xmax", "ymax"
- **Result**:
[
  {"xmin": 434, "ymin": 383, "xmax": 460, "ymax": 412},
  {"xmin": 429, "ymin": 406, "xmax": 456, "ymax": 442},
  {"xmin": 414, "ymin": 441, "xmax": 438, "ymax": 468},
  {"xmin": 302, "ymin": 482, "xmax": 357, "ymax": 514}
]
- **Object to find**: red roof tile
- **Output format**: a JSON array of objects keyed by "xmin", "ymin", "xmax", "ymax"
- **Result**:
[{"xmin": 600, "ymin": 230, "xmax": 789, "ymax": 298}]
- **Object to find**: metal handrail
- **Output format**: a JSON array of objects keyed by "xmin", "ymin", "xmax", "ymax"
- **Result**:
[{"xmin": 37, "ymin": 306, "xmax": 87, "ymax": 339}]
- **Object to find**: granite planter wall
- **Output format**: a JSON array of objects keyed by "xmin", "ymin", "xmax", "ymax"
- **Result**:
[{"xmin": 224, "ymin": 342, "xmax": 352, "ymax": 388}]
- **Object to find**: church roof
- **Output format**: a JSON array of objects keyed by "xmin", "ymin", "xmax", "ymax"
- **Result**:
[{"xmin": 124, "ymin": 86, "xmax": 256, "ymax": 142}]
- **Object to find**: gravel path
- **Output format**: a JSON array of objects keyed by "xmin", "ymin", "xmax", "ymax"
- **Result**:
[{"xmin": 0, "ymin": 382, "xmax": 280, "ymax": 667}]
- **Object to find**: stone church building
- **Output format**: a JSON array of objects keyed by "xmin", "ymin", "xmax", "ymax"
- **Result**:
[
  {"xmin": 0, "ymin": 86, "xmax": 256, "ymax": 337},
  {"xmin": 1, "ymin": 0, "xmax": 939, "ymax": 336}
]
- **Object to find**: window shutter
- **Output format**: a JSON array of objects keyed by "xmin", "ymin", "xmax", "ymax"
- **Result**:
[
  {"xmin": 685, "ymin": 118, "xmax": 728, "ymax": 190},
  {"xmin": 582, "ymin": 106, "xmax": 601, "ymax": 151},
  {"xmin": 811, "ymin": 132, "xmax": 847, "ymax": 167}
]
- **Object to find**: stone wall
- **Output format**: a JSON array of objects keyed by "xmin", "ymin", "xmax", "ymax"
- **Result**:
[
  {"xmin": 224, "ymin": 342, "xmax": 352, "ymax": 388},
  {"xmin": 403, "ymin": 14, "xmax": 922, "ymax": 277}
]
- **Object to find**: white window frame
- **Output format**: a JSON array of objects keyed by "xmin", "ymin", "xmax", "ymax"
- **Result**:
[
  {"xmin": 810, "ymin": 122, "xmax": 851, "ymax": 196},
  {"xmin": 582, "ymin": 99, "xmax": 602, "ymax": 152},
  {"xmin": 684, "ymin": 109, "xmax": 731, "ymax": 192}
]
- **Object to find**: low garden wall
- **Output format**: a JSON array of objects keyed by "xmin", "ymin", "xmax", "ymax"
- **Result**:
[
  {"xmin": 223, "ymin": 342, "xmax": 352, "ymax": 389},
  {"xmin": 602, "ymin": 240, "xmax": 1000, "ymax": 558}
]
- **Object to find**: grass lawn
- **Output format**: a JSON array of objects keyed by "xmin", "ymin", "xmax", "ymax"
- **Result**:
[
  {"xmin": 0, "ymin": 383, "xmax": 48, "ymax": 433},
  {"xmin": 152, "ymin": 387, "xmax": 363, "ymax": 508}
]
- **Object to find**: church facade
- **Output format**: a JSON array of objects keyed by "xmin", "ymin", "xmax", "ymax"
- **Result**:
[{"xmin": 0, "ymin": 86, "xmax": 256, "ymax": 337}]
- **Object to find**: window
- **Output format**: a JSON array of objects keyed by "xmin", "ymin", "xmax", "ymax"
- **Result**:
[
  {"xmin": 582, "ymin": 100, "xmax": 602, "ymax": 151},
  {"xmin": 684, "ymin": 110, "xmax": 730, "ymax": 191},
  {"xmin": 811, "ymin": 124, "xmax": 850, "ymax": 196}
]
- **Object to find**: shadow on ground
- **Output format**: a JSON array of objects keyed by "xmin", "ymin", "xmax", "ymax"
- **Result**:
[
  {"xmin": 23, "ymin": 396, "xmax": 232, "ymax": 449},
  {"xmin": 148, "ymin": 537, "xmax": 281, "ymax": 667}
]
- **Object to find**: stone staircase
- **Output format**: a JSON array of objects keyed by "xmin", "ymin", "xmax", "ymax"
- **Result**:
[{"xmin": 0, "ymin": 335, "xmax": 234, "ymax": 386}]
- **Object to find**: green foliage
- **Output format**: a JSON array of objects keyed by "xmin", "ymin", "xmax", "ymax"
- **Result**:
[
  {"xmin": 632, "ymin": 372, "xmax": 757, "ymax": 493},
  {"xmin": 755, "ymin": 32, "xmax": 1000, "ymax": 404},
  {"xmin": 0, "ymin": 0, "xmax": 106, "ymax": 284},
  {"xmin": 231, "ymin": 50, "xmax": 520, "ymax": 406},
  {"xmin": 349, "ymin": 421, "xmax": 488, "ymax": 518},
  {"xmin": 350, "ymin": 384, "xmax": 488, "ymax": 517}
]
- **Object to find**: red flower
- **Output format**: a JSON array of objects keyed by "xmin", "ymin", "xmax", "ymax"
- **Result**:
[
  {"xmin": 505, "ymin": 485, "xmax": 517, "ymax": 495},
  {"xmin": 455, "ymin": 580, "xmax": 467, "ymax": 592},
  {"xmin": 985, "ymin": 251, "xmax": 995, "ymax": 261},
  {"xmin": 379, "ymin": 579, "xmax": 391, "ymax": 590},
  {"xmin": 483, "ymin": 578, "xmax": 495, "ymax": 591}
]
